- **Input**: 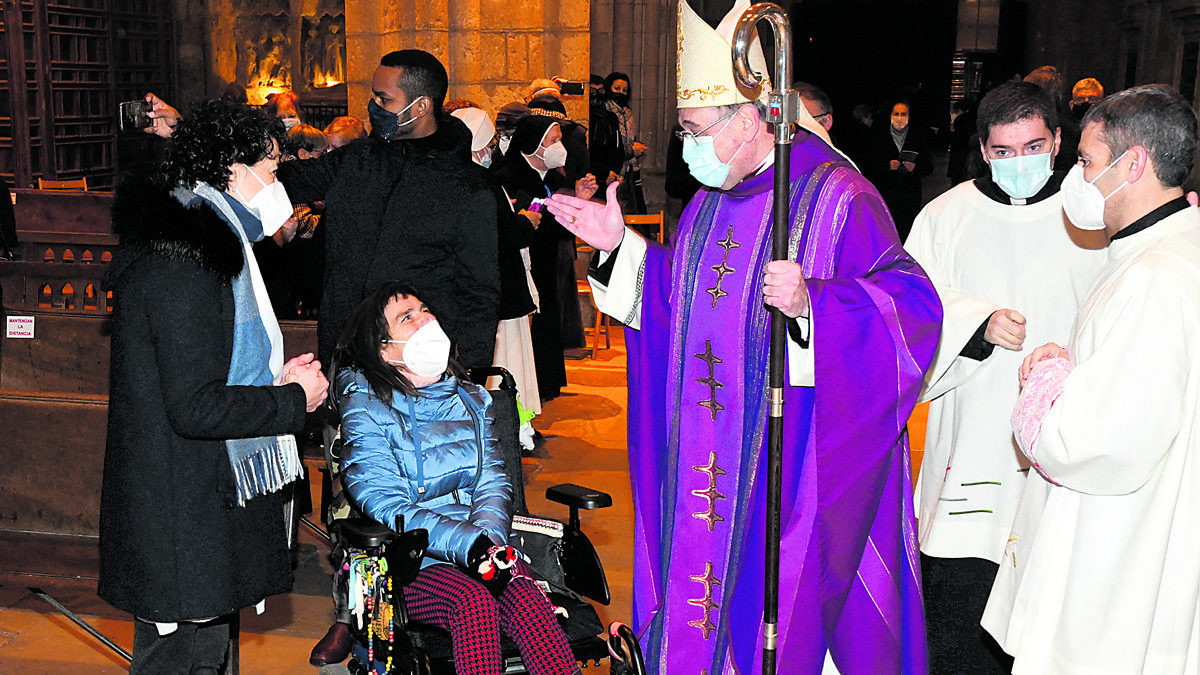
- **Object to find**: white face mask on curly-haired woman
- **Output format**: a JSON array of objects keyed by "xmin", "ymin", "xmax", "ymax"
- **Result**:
[{"xmin": 227, "ymin": 140, "xmax": 294, "ymax": 239}]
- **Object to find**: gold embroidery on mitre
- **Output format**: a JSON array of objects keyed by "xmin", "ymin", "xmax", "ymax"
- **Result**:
[
  {"xmin": 687, "ymin": 561, "xmax": 722, "ymax": 639},
  {"xmin": 676, "ymin": 0, "xmax": 770, "ymax": 109},
  {"xmin": 691, "ymin": 450, "xmax": 727, "ymax": 531},
  {"xmin": 679, "ymin": 85, "xmax": 731, "ymax": 102}
]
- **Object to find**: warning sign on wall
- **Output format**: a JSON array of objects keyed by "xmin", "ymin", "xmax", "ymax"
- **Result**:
[{"xmin": 6, "ymin": 316, "xmax": 34, "ymax": 339}]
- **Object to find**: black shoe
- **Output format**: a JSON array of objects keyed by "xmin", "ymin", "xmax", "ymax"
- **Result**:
[{"xmin": 310, "ymin": 621, "xmax": 355, "ymax": 666}]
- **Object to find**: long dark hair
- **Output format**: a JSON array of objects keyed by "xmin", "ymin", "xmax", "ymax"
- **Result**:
[{"xmin": 328, "ymin": 280, "xmax": 467, "ymax": 410}]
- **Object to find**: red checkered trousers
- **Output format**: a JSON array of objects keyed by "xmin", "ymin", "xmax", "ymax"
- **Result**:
[{"xmin": 403, "ymin": 558, "xmax": 580, "ymax": 675}]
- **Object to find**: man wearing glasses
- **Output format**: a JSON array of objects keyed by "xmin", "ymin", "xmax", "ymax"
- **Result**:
[{"xmin": 546, "ymin": 1, "xmax": 941, "ymax": 673}]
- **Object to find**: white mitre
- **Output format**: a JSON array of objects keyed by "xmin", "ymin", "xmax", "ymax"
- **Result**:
[
  {"xmin": 676, "ymin": 0, "xmax": 833, "ymax": 147},
  {"xmin": 676, "ymin": 0, "xmax": 770, "ymax": 109}
]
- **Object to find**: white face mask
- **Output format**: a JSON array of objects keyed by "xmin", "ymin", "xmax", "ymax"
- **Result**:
[
  {"xmin": 382, "ymin": 319, "xmax": 451, "ymax": 378},
  {"xmin": 1061, "ymin": 151, "xmax": 1130, "ymax": 231},
  {"xmin": 472, "ymin": 148, "xmax": 492, "ymax": 169},
  {"xmin": 539, "ymin": 141, "xmax": 568, "ymax": 169},
  {"xmin": 989, "ymin": 151, "xmax": 1054, "ymax": 199},
  {"xmin": 235, "ymin": 165, "xmax": 293, "ymax": 239},
  {"xmin": 681, "ymin": 115, "xmax": 746, "ymax": 189},
  {"xmin": 281, "ymin": 117, "xmax": 301, "ymax": 130},
  {"xmin": 498, "ymin": 135, "xmax": 512, "ymax": 155}
]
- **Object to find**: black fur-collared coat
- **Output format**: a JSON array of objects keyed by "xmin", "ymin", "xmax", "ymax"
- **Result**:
[{"xmin": 98, "ymin": 174, "xmax": 308, "ymax": 622}]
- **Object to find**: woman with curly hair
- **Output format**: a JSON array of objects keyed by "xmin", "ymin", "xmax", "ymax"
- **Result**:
[{"xmin": 98, "ymin": 97, "xmax": 328, "ymax": 674}]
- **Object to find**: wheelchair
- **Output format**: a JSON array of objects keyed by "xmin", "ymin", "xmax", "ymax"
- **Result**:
[{"xmin": 324, "ymin": 367, "xmax": 646, "ymax": 675}]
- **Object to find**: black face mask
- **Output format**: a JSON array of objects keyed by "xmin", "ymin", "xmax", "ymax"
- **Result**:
[
  {"xmin": 608, "ymin": 90, "xmax": 630, "ymax": 108},
  {"xmin": 368, "ymin": 99, "xmax": 400, "ymax": 140},
  {"xmin": 1072, "ymin": 102, "xmax": 1091, "ymax": 120}
]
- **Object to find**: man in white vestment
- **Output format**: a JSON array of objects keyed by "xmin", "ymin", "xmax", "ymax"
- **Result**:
[
  {"xmin": 985, "ymin": 84, "xmax": 1200, "ymax": 674},
  {"xmin": 906, "ymin": 81, "xmax": 1106, "ymax": 673}
]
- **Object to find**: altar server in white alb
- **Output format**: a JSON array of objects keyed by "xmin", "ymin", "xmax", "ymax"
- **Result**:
[
  {"xmin": 987, "ymin": 84, "xmax": 1200, "ymax": 674},
  {"xmin": 906, "ymin": 80, "xmax": 1106, "ymax": 674}
]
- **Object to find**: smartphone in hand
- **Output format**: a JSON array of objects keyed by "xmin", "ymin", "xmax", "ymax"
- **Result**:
[{"xmin": 118, "ymin": 100, "xmax": 152, "ymax": 132}]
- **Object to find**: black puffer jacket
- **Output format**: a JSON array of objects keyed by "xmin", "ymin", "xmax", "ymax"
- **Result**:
[
  {"xmin": 98, "ymin": 174, "xmax": 308, "ymax": 622},
  {"xmin": 279, "ymin": 116, "xmax": 500, "ymax": 369}
]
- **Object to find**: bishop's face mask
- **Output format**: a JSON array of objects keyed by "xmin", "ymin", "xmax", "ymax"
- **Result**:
[
  {"xmin": 989, "ymin": 151, "xmax": 1054, "ymax": 200},
  {"xmin": 681, "ymin": 114, "xmax": 746, "ymax": 189}
]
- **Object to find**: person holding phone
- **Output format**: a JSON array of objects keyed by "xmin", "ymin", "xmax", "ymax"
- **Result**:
[{"xmin": 491, "ymin": 115, "xmax": 596, "ymax": 402}]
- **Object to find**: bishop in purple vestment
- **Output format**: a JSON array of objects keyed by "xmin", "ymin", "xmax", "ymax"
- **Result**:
[{"xmin": 546, "ymin": 3, "xmax": 941, "ymax": 673}]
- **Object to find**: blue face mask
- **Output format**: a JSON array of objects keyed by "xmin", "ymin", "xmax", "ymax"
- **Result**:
[
  {"xmin": 368, "ymin": 96, "xmax": 422, "ymax": 141},
  {"xmin": 680, "ymin": 115, "xmax": 746, "ymax": 189},
  {"xmin": 989, "ymin": 151, "xmax": 1054, "ymax": 200}
]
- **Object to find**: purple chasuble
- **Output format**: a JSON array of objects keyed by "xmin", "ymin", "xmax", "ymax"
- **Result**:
[{"xmin": 625, "ymin": 135, "xmax": 940, "ymax": 674}]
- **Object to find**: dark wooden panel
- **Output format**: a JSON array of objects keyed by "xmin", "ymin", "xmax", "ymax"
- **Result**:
[
  {"xmin": 0, "ymin": 390, "xmax": 108, "ymax": 536},
  {"xmin": 12, "ymin": 188, "xmax": 113, "ymax": 235},
  {"xmin": 0, "ymin": 309, "xmax": 110, "ymax": 394},
  {"xmin": 281, "ymin": 319, "xmax": 318, "ymax": 359}
]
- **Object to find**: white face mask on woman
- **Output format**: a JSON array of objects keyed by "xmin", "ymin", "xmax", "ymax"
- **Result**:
[
  {"xmin": 537, "ymin": 141, "xmax": 568, "ymax": 170},
  {"xmin": 382, "ymin": 319, "xmax": 452, "ymax": 378},
  {"xmin": 234, "ymin": 165, "xmax": 294, "ymax": 239}
]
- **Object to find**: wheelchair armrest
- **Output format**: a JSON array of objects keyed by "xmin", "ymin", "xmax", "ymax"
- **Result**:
[
  {"xmin": 383, "ymin": 528, "xmax": 429, "ymax": 588},
  {"xmin": 546, "ymin": 483, "xmax": 612, "ymax": 532},
  {"xmin": 335, "ymin": 516, "xmax": 395, "ymax": 549}
]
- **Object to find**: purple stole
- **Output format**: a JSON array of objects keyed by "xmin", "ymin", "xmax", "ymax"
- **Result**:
[{"xmin": 626, "ymin": 137, "xmax": 940, "ymax": 674}]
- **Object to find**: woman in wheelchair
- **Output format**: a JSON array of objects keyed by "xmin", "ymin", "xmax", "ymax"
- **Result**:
[{"xmin": 328, "ymin": 280, "xmax": 583, "ymax": 675}]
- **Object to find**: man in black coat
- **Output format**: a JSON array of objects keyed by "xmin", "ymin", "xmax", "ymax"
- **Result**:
[{"xmin": 279, "ymin": 50, "xmax": 500, "ymax": 370}]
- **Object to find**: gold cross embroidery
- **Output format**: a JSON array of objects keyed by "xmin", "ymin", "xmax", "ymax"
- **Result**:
[
  {"xmin": 691, "ymin": 451, "xmax": 727, "ymax": 531},
  {"xmin": 687, "ymin": 561, "xmax": 722, "ymax": 639},
  {"xmin": 695, "ymin": 340, "xmax": 724, "ymax": 420},
  {"xmin": 705, "ymin": 226, "xmax": 741, "ymax": 307}
]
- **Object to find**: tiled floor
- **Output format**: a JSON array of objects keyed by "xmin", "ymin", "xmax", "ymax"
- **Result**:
[{"xmin": 0, "ymin": 325, "xmax": 928, "ymax": 674}]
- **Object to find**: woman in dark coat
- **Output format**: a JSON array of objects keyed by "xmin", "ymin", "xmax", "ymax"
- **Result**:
[
  {"xmin": 868, "ymin": 100, "xmax": 933, "ymax": 242},
  {"xmin": 100, "ymin": 98, "xmax": 327, "ymax": 674},
  {"xmin": 491, "ymin": 115, "xmax": 596, "ymax": 401}
]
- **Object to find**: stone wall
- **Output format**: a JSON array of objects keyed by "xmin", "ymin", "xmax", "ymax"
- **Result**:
[
  {"xmin": 345, "ymin": 0, "xmax": 591, "ymax": 123},
  {"xmin": 170, "ymin": 1, "xmax": 703, "ymax": 214},
  {"xmin": 173, "ymin": 0, "xmax": 349, "ymax": 108}
]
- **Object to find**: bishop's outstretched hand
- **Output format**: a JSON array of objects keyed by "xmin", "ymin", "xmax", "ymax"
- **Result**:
[{"xmin": 546, "ymin": 180, "xmax": 626, "ymax": 252}]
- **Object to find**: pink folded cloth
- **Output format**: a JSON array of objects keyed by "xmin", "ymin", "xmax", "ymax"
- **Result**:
[{"xmin": 1011, "ymin": 356, "xmax": 1071, "ymax": 483}]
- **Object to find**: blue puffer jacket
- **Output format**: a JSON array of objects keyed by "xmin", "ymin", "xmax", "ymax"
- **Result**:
[{"xmin": 337, "ymin": 369, "xmax": 512, "ymax": 568}]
